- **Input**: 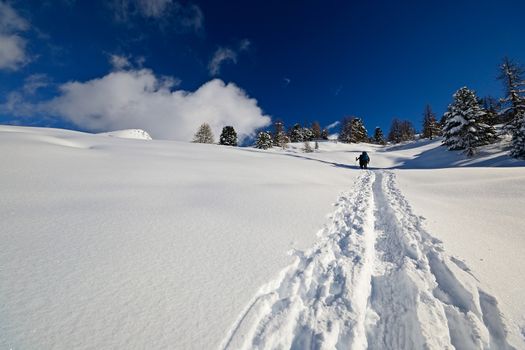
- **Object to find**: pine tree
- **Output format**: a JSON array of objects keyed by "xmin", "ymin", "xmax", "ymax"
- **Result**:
[
  {"xmin": 193, "ymin": 123, "xmax": 214, "ymax": 143},
  {"xmin": 388, "ymin": 118, "xmax": 415, "ymax": 143},
  {"xmin": 338, "ymin": 117, "xmax": 352, "ymax": 143},
  {"xmin": 400, "ymin": 120, "xmax": 416, "ymax": 141},
  {"xmin": 422, "ymin": 105, "xmax": 441, "ymax": 139},
  {"xmin": 289, "ymin": 124, "xmax": 304, "ymax": 142},
  {"xmin": 373, "ymin": 127, "xmax": 386, "ymax": 145},
  {"xmin": 321, "ymin": 129, "xmax": 329, "ymax": 140},
  {"xmin": 350, "ymin": 118, "xmax": 368, "ymax": 142},
  {"xmin": 219, "ymin": 126, "xmax": 238, "ymax": 146},
  {"xmin": 272, "ymin": 121, "xmax": 285, "ymax": 146},
  {"xmin": 442, "ymin": 87, "xmax": 496, "ymax": 156},
  {"xmin": 498, "ymin": 57, "xmax": 525, "ymax": 126},
  {"xmin": 480, "ymin": 96, "xmax": 501, "ymax": 126},
  {"xmin": 255, "ymin": 131, "xmax": 273, "ymax": 149},
  {"xmin": 510, "ymin": 113, "xmax": 525, "ymax": 158},
  {"xmin": 303, "ymin": 141, "xmax": 313, "ymax": 153},
  {"xmin": 338, "ymin": 117, "xmax": 368, "ymax": 143},
  {"xmin": 281, "ymin": 135, "xmax": 290, "ymax": 149},
  {"xmin": 388, "ymin": 118, "xmax": 403, "ymax": 143},
  {"xmin": 302, "ymin": 127, "xmax": 314, "ymax": 141},
  {"xmin": 275, "ymin": 131, "xmax": 288, "ymax": 148},
  {"xmin": 498, "ymin": 57, "xmax": 525, "ymax": 158},
  {"xmin": 311, "ymin": 121, "xmax": 321, "ymax": 139}
]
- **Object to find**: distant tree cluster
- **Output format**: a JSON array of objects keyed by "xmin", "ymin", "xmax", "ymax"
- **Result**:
[
  {"xmin": 191, "ymin": 58, "xmax": 525, "ymax": 159},
  {"xmin": 192, "ymin": 124, "xmax": 239, "ymax": 146}
]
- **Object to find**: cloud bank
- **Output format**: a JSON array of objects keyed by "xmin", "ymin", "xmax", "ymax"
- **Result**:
[
  {"xmin": 42, "ymin": 69, "xmax": 271, "ymax": 141},
  {"xmin": 0, "ymin": 1, "xmax": 30, "ymax": 70}
]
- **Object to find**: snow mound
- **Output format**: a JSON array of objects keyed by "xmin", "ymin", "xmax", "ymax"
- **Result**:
[{"xmin": 98, "ymin": 129, "xmax": 152, "ymax": 140}]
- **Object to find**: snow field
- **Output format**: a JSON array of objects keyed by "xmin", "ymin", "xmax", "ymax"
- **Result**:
[
  {"xmin": 0, "ymin": 126, "xmax": 357, "ymax": 350},
  {"xmin": 1, "ymin": 125, "xmax": 524, "ymax": 349},
  {"xmin": 222, "ymin": 171, "xmax": 521, "ymax": 349}
]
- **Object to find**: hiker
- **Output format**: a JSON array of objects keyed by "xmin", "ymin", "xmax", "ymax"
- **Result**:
[{"xmin": 356, "ymin": 151, "xmax": 370, "ymax": 169}]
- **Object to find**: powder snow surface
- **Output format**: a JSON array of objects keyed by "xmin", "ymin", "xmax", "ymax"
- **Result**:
[
  {"xmin": 98, "ymin": 128, "xmax": 153, "ymax": 140},
  {"xmin": 1, "ymin": 125, "xmax": 524, "ymax": 349}
]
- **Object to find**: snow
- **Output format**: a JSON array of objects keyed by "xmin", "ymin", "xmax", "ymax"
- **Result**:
[
  {"xmin": 1, "ymin": 124, "xmax": 524, "ymax": 349},
  {"xmin": 98, "ymin": 128, "xmax": 152, "ymax": 140}
]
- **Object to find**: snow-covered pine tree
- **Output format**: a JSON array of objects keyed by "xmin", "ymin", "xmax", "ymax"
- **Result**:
[
  {"xmin": 303, "ymin": 141, "xmax": 313, "ymax": 153},
  {"xmin": 311, "ymin": 121, "xmax": 321, "ymax": 139},
  {"xmin": 498, "ymin": 57, "xmax": 525, "ymax": 126},
  {"xmin": 302, "ymin": 127, "xmax": 314, "ymax": 141},
  {"xmin": 193, "ymin": 123, "xmax": 214, "ymax": 143},
  {"xmin": 275, "ymin": 131, "xmax": 288, "ymax": 148},
  {"xmin": 480, "ymin": 96, "xmax": 501, "ymax": 126},
  {"xmin": 510, "ymin": 113, "xmax": 525, "ymax": 158},
  {"xmin": 338, "ymin": 117, "xmax": 368, "ymax": 143},
  {"xmin": 350, "ymin": 118, "xmax": 368, "ymax": 142},
  {"xmin": 272, "ymin": 121, "xmax": 285, "ymax": 146},
  {"xmin": 255, "ymin": 131, "xmax": 273, "ymax": 149},
  {"xmin": 422, "ymin": 105, "xmax": 441, "ymax": 139},
  {"xmin": 289, "ymin": 124, "xmax": 304, "ymax": 143},
  {"xmin": 219, "ymin": 126, "xmax": 238, "ymax": 146},
  {"xmin": 373, "ymin": 127, "xmax": 386, "ymax": 145},
  {"xmin": 338, "ymin": 117, "xmax": 352, "ymax": 143},
  {"xmin": 498, "ymin": 57, "xmax": 525, "ymax": 158},
  {"xmin": 442, "ymin": 87, "xmax": 496, "ymax": 156},
  {"xmin": 281, "ymin": 135, "xmax": 290, "ymax": 149}
]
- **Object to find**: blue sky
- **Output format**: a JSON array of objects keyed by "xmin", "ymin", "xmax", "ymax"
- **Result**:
[{"xmin": 1, "ymin": 0, "xmax": 525, "ymax": 140}]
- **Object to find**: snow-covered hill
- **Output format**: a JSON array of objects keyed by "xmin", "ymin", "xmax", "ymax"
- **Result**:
[
  {"xmin": 1, "ymin": 125, "xmax": 524, "ymax": 349},
  {"xmin": 98, "ymin": 128, "xmax": 153, "ymax": 140}
]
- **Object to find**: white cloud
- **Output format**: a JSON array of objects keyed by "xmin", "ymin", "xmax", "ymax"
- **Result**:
[
  {"xmin": 208, "ymin": 39, "xmax": 251, "ymax": 76},
  {"xmin": 135, "ymin": 0, "xmax": 171, "ymax": 17},
  {"xmin": 0, "ymin": 1, "xmax": 30, "ymax": 70},
  {"xmin": 0, "ymin": 1, "xmax": 29, "ymax": 32},
  {"xmin": 40, "ymin": 68, "xmax": 270, "ymax": 142},
  {"xmin": 172, "ymin": 2, "xmax": 203, "ymax": 32},
  {"xmin": 208, "ymin": 48, "xmax": 237, "ymax": 76},
  {"xmin": 109, "ymin": 54, "xmax": 132, "ymax": 70},
  {"xmin": 111, "ymin": 0, "xmax": 204, "ymax": 32},
  {"xmin": 326, "ymin": 121, "xmax": 340, "ymax": 130},
  {"xmin": 239, "ymin": 39, "xmax": 251, "ymax": 51},
  {"xmin": 23, "ymin": 73, "xmax": 50, "ymax": 94}
]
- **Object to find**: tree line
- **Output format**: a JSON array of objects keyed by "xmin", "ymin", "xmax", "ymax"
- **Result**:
[{"xmin": 192, "ymin": 57, "xmax": 525, "ymax": 159}]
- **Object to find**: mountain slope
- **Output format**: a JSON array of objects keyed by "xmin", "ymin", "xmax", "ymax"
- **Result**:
[{"xmin": 1, "ymin": 125, "xmax": 524, "ymax": 349}]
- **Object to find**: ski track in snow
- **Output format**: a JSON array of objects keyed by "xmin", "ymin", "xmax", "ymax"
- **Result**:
[{"xmin": 220, "ymin": 171, "xmax": 517, "ymax": 350}]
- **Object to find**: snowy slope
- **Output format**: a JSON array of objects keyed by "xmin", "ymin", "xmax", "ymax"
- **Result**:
[
  {"xmin": 98, "ymin": 128, "xmax": 153, "ymax": 140},
  {"xmin": 1, "ymin": 125, "xmax": 524, "ymax": 349}
]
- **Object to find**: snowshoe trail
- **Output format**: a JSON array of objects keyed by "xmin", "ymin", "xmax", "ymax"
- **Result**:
[{"xmin": 220, "ymin": 171, "xmax": 517, "ymax": 350}]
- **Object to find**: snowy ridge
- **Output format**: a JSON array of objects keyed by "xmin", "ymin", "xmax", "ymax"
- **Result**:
[{"xmin": 221, "ymin": 171, "xmax": 518, "ymax": 349}]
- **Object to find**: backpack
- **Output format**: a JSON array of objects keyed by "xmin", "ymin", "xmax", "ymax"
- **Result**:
[{"xmin": 362, "ymin": 153, "xmax": 370, "ymax": 162}]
